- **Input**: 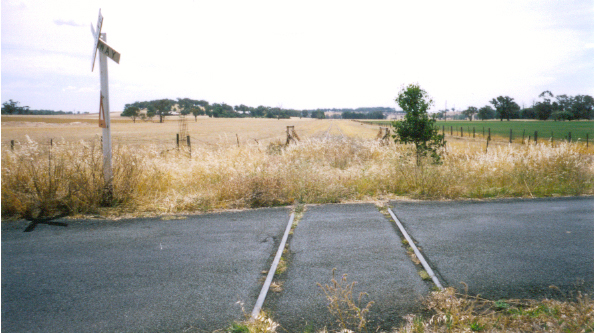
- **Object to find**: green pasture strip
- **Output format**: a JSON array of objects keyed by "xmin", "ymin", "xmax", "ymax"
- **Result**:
[{"xmin": 364, "ymin": 120, "xmax": 593, "ymax": 141}]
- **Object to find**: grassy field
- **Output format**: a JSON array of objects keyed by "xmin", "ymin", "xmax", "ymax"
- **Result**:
[
  {"xmin": 1, "ymin": 114, "xmax": 378, "ymax": 148},
  {"xmin": 2, "ymin": 115, "xmax": 593, "ymax": 219},
  {"xmin": 366, "ymin": 119, "xmax": 594, "ymax": 142}
]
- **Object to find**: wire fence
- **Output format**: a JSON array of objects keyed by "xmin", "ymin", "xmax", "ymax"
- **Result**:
[
  {"xmin": 357, "ymin": 120, "xmax": 592, "ymax": 148},
  {"xmin": 439, "ymin": 125, "xmax": 590, "ymax": 148},
  {"xmin": 1, "ymin": 132, "xmax": 289, "ymax": 152}
]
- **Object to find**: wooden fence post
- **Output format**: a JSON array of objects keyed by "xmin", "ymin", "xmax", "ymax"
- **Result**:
[
  {"xmin": 176, "ymin": 133, "xmax": 180, "ymax": 148},
  {"xmin": 187, "ymin": 135, "xmax": 191, "ymax": 158},
  {"xmin": 509, "ymin": 129, "xmax": 512, "ymax": 143},
  {"xmin": 551, "ymin": 132, "xmax": 554, "ymax": 147},
  {"xmin": 11, "ymin": 140, "xmax": 14, "ymax": 151},
  {"xmin": 522, "ymin": 129, "xmax": 525, "ymax": 144},
  {"xmin": 451, "ymin": 126, "xmax": 453, "ymax": 136},
  {"xmin": 488, "ymin": 128, "xmax": 491, "ymax": 141},
  {"xmin": 461, "ymin": 127, "xmax": 463, "ymax": 137},
  {"xmin": 473, "ymin": 127, "xmax": 475, "ymax": 138},
  {"xmin": 534, "ymin": 131, "xmax": 538, "ymax": 144},
  {"xmin": 568, "ymin": 132, "xmax": 572, "ymax": 143}
]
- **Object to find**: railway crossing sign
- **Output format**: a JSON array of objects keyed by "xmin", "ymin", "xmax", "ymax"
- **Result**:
[
  {"xmin": 90, "ymin": 8, "xmax": 120, "ymax": 200},
  {"xmin": 91, "ymin": 9, "xmax": 120, "ymax": 70},
  {"xmin": 90, "ymin": 9, "xmax": 102, "ymax": 71}
]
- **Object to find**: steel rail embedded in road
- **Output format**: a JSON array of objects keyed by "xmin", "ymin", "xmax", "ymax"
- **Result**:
[
  {"xmin": 388, "ymin": 208, "xmax": 444, "ymax": 290},
  {"xmin": 251, "ymin": 213, "xmax": 295, "ymax": 319}
]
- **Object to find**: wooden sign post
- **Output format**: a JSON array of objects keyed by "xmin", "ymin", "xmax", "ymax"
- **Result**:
[{"xmin": 91, "ymin": 9, "xmax": 120, "ymax": 201}]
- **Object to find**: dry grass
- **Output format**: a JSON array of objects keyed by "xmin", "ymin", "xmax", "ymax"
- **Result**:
[
  {"xmin": 318, "ymin": 268, "xmax": 375, "ymax": 332},
  {"xmin": 222, "ymin": 285, "xmax": 593, "ymax": 333},
  {"xmin": 2, "ymin": 116, "xmax": 371, "ymax": 147},
  {"xmin": 396, "ymin": 287, "xmax": 594, "ymax": 333},
  {"xmin": 2, "ymin": 131, "xmax": 593, "ymax": 218}
]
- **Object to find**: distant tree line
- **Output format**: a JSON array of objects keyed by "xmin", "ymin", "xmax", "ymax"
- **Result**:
[
  {"xmin": 122, "ymin": 98, "xmax": 392, "ymax": 121},
  {"xmin": 341, "ymin": 111, "xmax": 386, "ymax": 119},
  {"xmin": 312, "ymin": 107, "xmax": 395, "ymax": 113},
  {"xmin": 436, "ymin": 92, "xmax": 594, "ymax": 121},
  {"xmin": 1, "ymin": 100, "xmax": 76, "ymax": 115}
]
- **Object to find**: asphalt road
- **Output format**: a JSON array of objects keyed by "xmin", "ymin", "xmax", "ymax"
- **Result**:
[
  {"xmin": 1, "ymin": 208, "xmax": 291, "ymax": 333},
  {"xmin": 271, "ymin": 204, "xmax": 429, "ymax": 332},
  {"xmin": 390, "ymin": 197, "xmax": 594, "ymax": 300},
  {"xmin": 2, "ymin": 197, "xmax": 592, "ymax": 332}
]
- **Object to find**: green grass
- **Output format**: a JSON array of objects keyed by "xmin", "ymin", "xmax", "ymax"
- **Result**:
[{"xmin": 366, "ymin": 120, "xmax": 593, "ymax": 141}]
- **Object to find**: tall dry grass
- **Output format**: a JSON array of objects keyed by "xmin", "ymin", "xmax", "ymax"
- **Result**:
[
  {"xmin": 2, "ymin": 136, "xmax": 593, "ymax": 218},
  {"xmin": 396, "ymin": 287, "xmax": 593, "ymax": 333}
]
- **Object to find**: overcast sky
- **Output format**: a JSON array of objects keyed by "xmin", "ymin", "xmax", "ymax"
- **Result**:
[{"xmin": 2, "ymin": 0, "xmax": 593, "ymax": 113}]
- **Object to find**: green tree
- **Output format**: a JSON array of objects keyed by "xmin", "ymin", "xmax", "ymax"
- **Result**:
[
  {"xmin": 555, "ymin": 94, "xmax": 572, "ymax": 117},
  {"xmin": 462, "ymin": 106, "xmax": 478, "ymax": 121},
  {"xmin": 154, "ymin": 99, "xmax": 172, "ymax": 123},
  {"xmin": 520, "ymin": 107, "xmax": 536, "ymax": 119},
  {"xmin": 2, "ymin": 99, "xmax": 29, "ymax": 114},
  {"xmin": 311, "ymin": 110, "xmax": 326, "ymax": 119},
  {"xmin": 477, "ymin": 105, "xmax": 494, "ymax": 120},
  {"xmin": 534, "ymin": 90, "xmax": 556, "ymax": 120},
  {"xmin": 490, "ymin": 96, "xmax": 520, "ymax": 121},
  {"xmin": 146, "ymin": 105, "xmax": 156, "ymax": 121},
  {"xmin": 570, "ymin": 95, "xmax": 594, "ymax": 120},
  {"xmin": 121, "ymin": 105, "xmax": 140, "ymax": 123},
  {"xmin": 190, "ymin": 107, "xmax": 204, "ymax": 121},
  {"xmin": 391, "ymin": 84, "xmax": 445, "ymax": 165}
]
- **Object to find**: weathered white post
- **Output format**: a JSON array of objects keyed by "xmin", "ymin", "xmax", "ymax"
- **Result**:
[
  {"xmin": 91, "ymin": 9, "xmax": 120, "ymax": 201},
  {"xmin": 99, "ymin": 32, "xmax": 112, "ymax": 196}
]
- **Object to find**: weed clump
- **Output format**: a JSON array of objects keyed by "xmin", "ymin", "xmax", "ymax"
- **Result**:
[
  {"xmin": 396, "ymin": 287, "xmax": 594, "ymax": 333},
  {"xmin": 318, "ymin": 268, "xmax": 374, "ymax": 332}
]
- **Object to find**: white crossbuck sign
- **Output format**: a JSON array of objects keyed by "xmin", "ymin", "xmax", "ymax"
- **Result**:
[{"xmin": 91, "ymin": 9, "xmax": 120, "ymax": 71}]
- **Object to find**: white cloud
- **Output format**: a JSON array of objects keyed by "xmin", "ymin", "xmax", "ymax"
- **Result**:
[{"xmin": 2, "ymin": 0, "xmax": 593, "ymax": 111}]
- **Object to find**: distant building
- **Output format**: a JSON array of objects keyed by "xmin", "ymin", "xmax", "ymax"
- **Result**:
[{"xmin": 385, "ymin": 111, "xmax": 406, "ymax": 120}]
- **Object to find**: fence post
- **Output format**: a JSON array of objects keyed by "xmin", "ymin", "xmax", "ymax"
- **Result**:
[
  {"xmin": 187, "ymin": 135, "xmax": 191, "ymax": 158},
  {"xmin": 522, "ymin": 129, "xmax": 525, "ymax": 144},
  {"xmin": 451, "ymin": 126, "xmax": 453, "ymax": 136},
  {"xmin": 461, "ymin": 127, "xmax": 463, "ymax": 137},
  {"xmin": 473, "ymin": 127, "xmax": 475, "ymax": 138},
  {"xmin": 587, "ymin": 133, "xmax": 589, "ymax": 148},
  {"xmin": 176, "ymin": 133, "xmax": 180, "ymax": 148},
  {"xmin": 11, "ymin": 140, "xmax": 14, "ymax": 151},
  {"xmin": 488, "ymin": 128, "xmax": 491, "ymax": 141},
  {"xmin": 442, "ymin": 126, "xmax": 444, "ymax": 135},
  {"xmin": 509, "ymin": 129, "xmax": 512, "ymax": 143},
  {"xmin": 551, "ymin": 132, "xmax": 554, "ymax": 147},
  {"xmin": 568, "ymin": 132, "xmax": 572, "ymax": 143},
  {"xmin": 534, "ymin": 131, "xmax": 538, "ymax": 144}
]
